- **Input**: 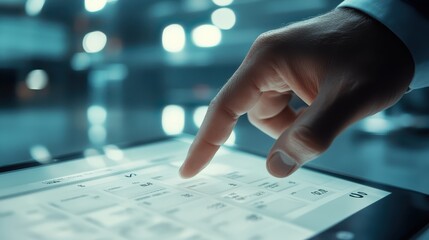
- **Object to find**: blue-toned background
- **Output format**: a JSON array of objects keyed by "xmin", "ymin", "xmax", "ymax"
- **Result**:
[{"xmin": 0, "ymin": 0, "xmax": 428, "ymax": 194}]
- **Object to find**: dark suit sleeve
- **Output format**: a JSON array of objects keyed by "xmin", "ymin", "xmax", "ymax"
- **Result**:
[{"xmin": 339, "ymin": 0, "xmax": 429, "ymax": 90}]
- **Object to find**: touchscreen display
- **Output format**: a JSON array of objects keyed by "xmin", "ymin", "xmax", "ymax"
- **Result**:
[{"xmin": 0, "ymin": 140, "xmax": 390, "ymax": 240}]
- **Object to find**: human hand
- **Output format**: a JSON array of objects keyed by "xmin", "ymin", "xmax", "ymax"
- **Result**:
[{"xmin": 179, "ymin": 8, "xmax": 414, "ymax": 178}]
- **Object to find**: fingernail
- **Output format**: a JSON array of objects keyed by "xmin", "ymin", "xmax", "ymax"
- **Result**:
[
  {"xmin": 178, "ymin": 165, "xmax": 190, "ymax": 179},
  {"xmin": 267, "ymin": 151, "xmax": 298, "ymax": 178}
]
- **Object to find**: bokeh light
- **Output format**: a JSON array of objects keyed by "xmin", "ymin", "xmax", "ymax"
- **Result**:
[
  {"xmin": 83, "ymin": 31, "xmax": 107, "ymax": 53},
  {"xmin": 212, "ymin": 0, "xmax": 234, "ymax": 7},
  {"xmin": 162, "ymin": 24, "xmax": 186, "ymax": 53},
  {"xmin": 87, "ymin": 105, "xmax": 107, "ymax": 125},
  {"xmin": 25, "ymin": 0, "xmax": 45, "ymax": 16},
  {"xmin": 26, "ymin": 69, "xmax": 48, "ymax": 90},
  {"xmin": 193, "ymin": 106, "xmax": 209, "ymax": 128},
  {"xmin": 162, "ymin": 105, "xmax": 185, "ymax": 135},
  {"xmin": 85, "ymin": 0, "xmax": 107, "ymax": 12},
  {"xmin": 211, "ymin": 8, "xmax": 236, "ymax": 30},
  {"xmin": 225, "ymin": 131, "xmax": 236, "ymax": 146},
  {"xmin": 192, "ymin": 24, "xmax": 222, "ymax": 48}
]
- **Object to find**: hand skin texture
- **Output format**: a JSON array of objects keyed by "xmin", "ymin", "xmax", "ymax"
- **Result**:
[{"xmin": 179, "ymin": 7, "xmax": 414, "ymax": 178}]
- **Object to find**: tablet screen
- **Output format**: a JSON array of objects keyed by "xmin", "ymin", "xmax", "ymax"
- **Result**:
[{"xmin": 0, "ymin": 138, "xmax": 390, "ymax": 240}]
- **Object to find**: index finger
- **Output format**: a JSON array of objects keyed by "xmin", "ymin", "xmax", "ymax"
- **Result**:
[{"xmin": 179, "ymin": 58, "xmax": 288, "ymax": 178}]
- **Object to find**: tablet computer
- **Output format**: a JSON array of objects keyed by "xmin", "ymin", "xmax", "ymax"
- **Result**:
[{"xmin": 0, "ymin": 136, "xmax": 428, "ymax": 239}]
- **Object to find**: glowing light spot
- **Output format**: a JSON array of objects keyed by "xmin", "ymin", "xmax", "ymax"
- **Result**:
[
  {"xmin": 104, "ymin": 145, "xmax": 124, "ymax": 161},
  {"xmin": 360, "ymin": 112, "xmax": 394, "ymax": 135},
  {"xmin": 225, "ymin": 131, "xmax": 236, "ymax": 146},
  {"xmin": 211, "ymin": 8, "xmax": 236, "ymax": 30},
  {"xmin": 30, "ymin": 145, "xmax": 51, "ymax": 163},
  {"xmin": 71, "ymin": 52, "xmax": 91, "ymax": 71},
  {"xmin": 212, "ymin": 0, "xmax": 233, "ymax": 7},
  {"xmin": 162, "ymin": 105, "xmax": 185, "ymax": 135},
  {"xmin": 162, "ymin": 24, "xmax": 186, "ymax": 53},
  {"xmin": 83, "ymin": 31, "xmax": 107, "ymax": 53},
  {"xmin": 26, "ymin": 69, "xmax": 48, "ymax": 90},
  {"xmin": 85, "ymin": 0, "xmax": 107, "ymax": 12},
  {"xmin": 84, "ymin": 148, "xmax": 107, "ymax": 168},
  {"xmin": 193, "ymin": 106, "xmax": 208, "ymax": 128},
  {"xmin": 88, "ymin": 125, "xmax": 107, "ymax": 144},
  {"xmin": 87, "ymin": 105, "xmax": 107, "ymax": 125},
  {"xmin": 192, "ymin": 24, "xmax": 222, "ymax": 48},
  {"xmin": 25, "ymin": 0, "xmax": 45, "ymax": 16}
]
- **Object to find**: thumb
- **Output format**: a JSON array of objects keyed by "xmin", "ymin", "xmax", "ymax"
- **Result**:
[{"xmin": 266, "ymin": 87, "xmax": 365, "ymax": 178}]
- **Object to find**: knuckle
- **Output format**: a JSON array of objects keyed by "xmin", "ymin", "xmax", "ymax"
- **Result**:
[
  {"xmin": 290, "ymin": 125, "xmax": 330, "ymax": 155},
  {"xmin": 206, "ymin": 98, "xmax": 221, "ymax": 116},
  {"xmin": 253, "ymin": 30, "xmax": 281, "ymax": 55},
  {"xmin": 209, "ymin": 96, "xmax": 240, "ymax": 121},
  {"xmin": 255, "ymin": 31, "xmax": 276, "ymax": 46},
  {"xmin": 208, "ymin": 98, "xmax": 218, "ymax": 108},
  {"xmin": 208, "ymin": 95, "xmax": 223, "ymax": 111}
]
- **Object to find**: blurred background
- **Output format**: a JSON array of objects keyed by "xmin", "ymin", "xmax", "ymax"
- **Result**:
[{"xmin": 0, "ymin": 0, "xmax": 428, "ymax": 194}]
